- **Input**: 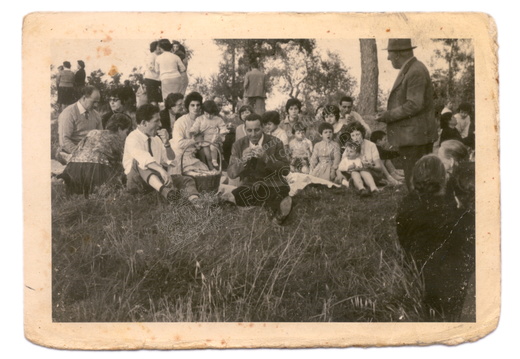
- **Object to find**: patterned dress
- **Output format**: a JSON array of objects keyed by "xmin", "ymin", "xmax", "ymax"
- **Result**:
[
  {"xmin": 59, "ymin": 130, "xmax": 125, "ymax": 196},
  {"xmin": 309, "ymin": 140, "xmax": 341, "ymax": 181}
]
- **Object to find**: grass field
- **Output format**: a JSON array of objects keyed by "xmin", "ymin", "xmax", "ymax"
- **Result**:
[{"xmin": 51, "ymin": 178, "xmax": 429, "ymax": 322}]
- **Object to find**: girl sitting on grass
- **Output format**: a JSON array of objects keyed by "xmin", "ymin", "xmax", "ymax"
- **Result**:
[
  {"xmin": 337, "ymin": 141, "xmax": 378, "ymax": 197},
  {"xmin": 189, "ymin": 100, "xmax": 228, "ymax": 170},
  {"xmin": 309, "ymin": 122, "xmax": 340, "ymax": 182}
]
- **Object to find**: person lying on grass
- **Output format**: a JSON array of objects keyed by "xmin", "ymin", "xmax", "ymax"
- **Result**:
[
  {"xmin": 122, "ymin": 103, "xmax": 202, "ymax": 206},
  {"xmin": 337, "ymin": 141, "xmax": 378, "ymax": 197},
  {"xmin": 227, "ymin": 113, "xmax": 293, "ymax": 225},
  {"xmin": 370, "ymin": 130, "xmax": 405, "ymax": 185}
]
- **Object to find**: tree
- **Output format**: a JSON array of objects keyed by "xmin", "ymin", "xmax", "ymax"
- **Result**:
[
  {"xmin": 358, "ymin": 39, "xmax": 379, "ymax": 116},
  {"xmin": 430, "ymin": 39, "xmax": 475, "ymax": 114}
]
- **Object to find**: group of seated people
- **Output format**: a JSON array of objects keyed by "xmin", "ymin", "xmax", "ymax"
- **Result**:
[{"xmin": 55, "ymin": 84, "xmax": 476, "ymax": 319}]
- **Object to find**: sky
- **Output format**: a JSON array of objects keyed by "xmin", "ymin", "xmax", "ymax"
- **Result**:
[{"xmin": 51, "ymin": 37, "xmax": 444, "ymax": 110}]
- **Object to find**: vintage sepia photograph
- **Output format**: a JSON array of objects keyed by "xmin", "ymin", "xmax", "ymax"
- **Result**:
[{"xmin": 23, "ymin": 12, "xmax": 499, "ymax": 349}]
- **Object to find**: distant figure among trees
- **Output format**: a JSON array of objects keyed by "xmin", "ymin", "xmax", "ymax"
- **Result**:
[
  {"xmin": 56, "ymin": 61, "xmax": 76, "ymax": 111},
  {"xmin": 155, "ymin": 39, "xmax": 186, "ymax": 103},
  {"xmin": 243, "ymin": 58, "xmax": 267, "ymax": 115},
  {"xmin": 74, "ymin": 60, "xmax": 86, "ymax": 100},
  {"xmin": 143, "ymin": 41, "xmax": 163, "ymax": 106}
]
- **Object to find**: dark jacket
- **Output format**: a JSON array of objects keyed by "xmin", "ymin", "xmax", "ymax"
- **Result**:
[
  {"xmin": 227, "ymin": 134, "xmax": 289, "ymax": 188},
  {"xmin": 380, "ymin": 57, "xmax": 438, "ymax": 147}
]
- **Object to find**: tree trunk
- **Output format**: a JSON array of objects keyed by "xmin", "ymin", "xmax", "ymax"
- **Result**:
[{"xmin": 358, "ymin": 39, "xmax": 379, "ymax": 116}]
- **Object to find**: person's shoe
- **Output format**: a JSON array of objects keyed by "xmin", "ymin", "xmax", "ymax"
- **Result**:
[
  {"xmin": 188, "ymin": 195, "xmax": 204, "ymax": 209},
  {"xmin": 273, "ymin": 196, "xmax": 293, "ymax": 225},
  {"xmin": 212, "ymin": 159, "xmax": 219, "ymax": 169},
  {"xmin": 358, "ymin": 188, "xmax": 370, "ymax": 197},
  {"xmin": 341, "ymin": 179, "xmax": 350, "ymax": 188},
  {"xmin": 165, "ymin": 188, "xmax": 182, "ymax": 203}
]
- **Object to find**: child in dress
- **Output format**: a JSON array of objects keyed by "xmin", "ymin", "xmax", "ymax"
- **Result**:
[
  {"xmin": 337, "ymin": 141, "xmax": 378, "ymax": 196},
  {"xmin": 189, "ymin": 100, "xmax": 228, "ymax": 170},
  {"xmin": 289, "ymin": 122, "xmax": 313, "ymax": 174},
  {"xmin": 309, "ymin": 122, "xmax": 340, "ymax": 182}
]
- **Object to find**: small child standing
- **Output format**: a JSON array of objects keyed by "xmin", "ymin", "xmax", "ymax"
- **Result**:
[
  {"xmin": 189, "ymin": 100, "xmax": 228, "ymax": 170},
  {"xmin": 338, "ymin": 141, "xmax": 378, "ymax": 196},
  {"xmin": 289, "ymin": 122, "xmax": 313, "ymax": 173},
  {"xmin": 309, "ymin": 122, "xmax": 340, "ymax": 182}
]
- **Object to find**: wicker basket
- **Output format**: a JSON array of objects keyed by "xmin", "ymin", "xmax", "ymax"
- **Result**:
[{"xmin": 180, "ymin": 140, "xmax": 222, "ymax": 193}]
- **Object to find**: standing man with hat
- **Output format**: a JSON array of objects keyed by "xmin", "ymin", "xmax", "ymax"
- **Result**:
[{"xmin": 376, "ymin": 39, "xmax": 437, "ymax": 190}]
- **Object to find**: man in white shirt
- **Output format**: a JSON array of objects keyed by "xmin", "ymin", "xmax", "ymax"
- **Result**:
[
  {"xmin": 123, "ymin": 104, "xmax": 201, "ymax": 205},
  {"xmin": 338, "ymin": 96, "xmax": 371, "ymax": 139}
]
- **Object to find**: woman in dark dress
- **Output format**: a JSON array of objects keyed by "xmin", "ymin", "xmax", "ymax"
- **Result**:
[
  {"xmin": 58, "ymin": 113, "xmax": 133, "ymax": 197},
  {"xmin": 74, "ymin": 60, "xmax": 86, "ymax": 100}
]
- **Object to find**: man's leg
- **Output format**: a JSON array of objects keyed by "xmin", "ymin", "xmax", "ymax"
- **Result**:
[
  {"xmin": 399, "ymin": 143, "xmax": 433, "ymax": 190},
  {"xmin": 170, "ymin": 175, "xmax": 200, "ymax": 198},
  {"xmin": 126, "ymin": 160, "xmax": 178, "ymax": 200}
]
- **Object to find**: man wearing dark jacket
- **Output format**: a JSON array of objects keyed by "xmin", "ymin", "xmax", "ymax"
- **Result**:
[
  {"xmin": 376, "ymin": 39, "xmax": 438, "ymax": 190},
  {"xmin": 227, "ymin": 113, "xmax": 292, "ymax": 225}
]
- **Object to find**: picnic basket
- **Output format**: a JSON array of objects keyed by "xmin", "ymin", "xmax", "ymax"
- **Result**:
[{"xmin": 180, "ymin": 140, "xmax": 222, "ymax": 193}]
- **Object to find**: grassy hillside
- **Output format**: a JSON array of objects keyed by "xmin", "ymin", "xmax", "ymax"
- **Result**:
[{"xmin": 52, "ymin": 180, "xmax": 427, "ymax": 322}]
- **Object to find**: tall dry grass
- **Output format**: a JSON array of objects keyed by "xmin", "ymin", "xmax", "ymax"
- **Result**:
[{"xmin": 52, "ymin": 181, "xmax": 427, "ymax": 322}]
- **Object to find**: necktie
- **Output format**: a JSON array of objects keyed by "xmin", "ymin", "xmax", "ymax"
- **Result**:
[
  {"xmin": 147, "ymin": 137, "xmax": 153, "ymax": 156},
  {"xmin": 84, "ymin": 110, "xmax": 89, "ymax": 120}
]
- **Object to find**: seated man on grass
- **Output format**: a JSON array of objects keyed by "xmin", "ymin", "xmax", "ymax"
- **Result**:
[
  {"xmin": 227, "ymin": 113, "xmax": 293, "ymax": 225},
  {"xmin": 122, "ymin": 104, "xmax": 202, "ymax": 206}
]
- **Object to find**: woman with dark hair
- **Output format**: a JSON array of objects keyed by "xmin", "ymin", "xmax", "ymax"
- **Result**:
[
  {"xmin": 234, "ymin": 105, "xmax": 254, "ymax": 141},
  {"xmin": 74, "ymin": 60, "xmax": 86, "ymax": 100},
  {"xmin": 170, "ymin": 91, "xmax": 209, "ymax": 175},
  {"xmin": 439, "ymin": 112, "xmax": 462, "ymax": 144},
  {"xmin": 101, "ymin": 88, "xmax": 136, "ymax": 129},
  {"xmin": 172, "ymin": 41, "xmax": 189, "ymax": 95},
  {"xmin": 143, "ymin": 40, "xmax": 162, "ymax": 106},
  {"xmin": 322, "ymin": 104, "xmax": 349, "ymax": 150},
  {"xmin": 58, "ymin": 113, "xmax": 133, "ymax": 197},
  {"xmin": 56, "ymin": 61, "xmax": 76, "ymax": 111},
  {"xmin": 155, "ymin": 39, "xmax": 186, "ymax": 102},
  {"xmin": 160, "ymin": 92, "xmax": 185, "ymax": 138}
]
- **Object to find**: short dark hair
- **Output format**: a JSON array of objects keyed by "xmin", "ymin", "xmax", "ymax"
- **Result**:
[
  {"xmin": 292, "ymin": 122, "xmax": 307, "ymax": 134},
  {"xmin": 105, "ymin": 113, "xmax": 132, "ymax": 132},
  {"xmin": 202, "ymin": 100, "xmax": 220, "ymax": 116},
  {"xmin": 345, "ymin": 121, "xmax": 367, "ymax": 139},
  {"xmin": 108, "ymin": 87, "xmax": 124, "ymax": 101},
  {"xmin": 322, "ymin": 105, "xmax": 340, "ymax": 121},
  {"xmin": 318, "ymin": 122, "xmax": 334, "ymax": 134},
  {"xmin": 244, "ymin": 113, "xmax": 262, "ymax": 124},
  {"xmin": 439, "ymin": 140, "xmax": 469, "ymax": 164},
  {"xmin": 82, "ymin": 85, "xmax": 99, "ymax": 98},
  {"xmin": 285, "ymin": 98, "xmax": 302, "ymax": 113},
  {"xmin": 63, "ymin": 61, "xmax": 71, "ymax": 69},
  {"xmin": 411, "ymin": 154, "xmax": 446, "ymax": 195},
  {"xmin": 158, "ymin": 39, "xmax": 172, "ymax": 52},
  {"xmin": 77, "ymin": 60, "xmax": 85, "ymax": 69},
  {"xmin": 458, "ymin": 102, "xmax": 472, "ymax": 113},
  {"xmin": 340, "ymin": 96, "xmax": 354, "ymax": 104},
  {"xmin": 261, "ymin": 111, "xmax": 281, "ymax": 126},
  {"xmin": 136, "ymin": 104, "xmax": 159, "ymax": 125},
  {"xmin": 149, "ymin": 41, "xmax": 158, "ymax": 53},
  {"xmin": 164, "ymin": 93, "xmax": 184, "ymax": 110},
  {"xmin": 370, "ymin": 130, "xmax": 387, "ymax": 143},
  {"xmin": 440, "ymin": 112, "xmax": 454, "ymax": 130},
  {"xmin": 184, "ymin": 91, "xmax": 203, "ymax": 110},
  {"xmin": 344, "ymin": 141, "xmax": 361, "ymax": 153},
  {"xmin": 238, "ymin": 105, "xmax": 254, "ymax": 121}
]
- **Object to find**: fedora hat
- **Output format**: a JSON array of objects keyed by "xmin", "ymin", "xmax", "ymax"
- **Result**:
[{"xmin": 384, "ymin": 39, "xmax": 417, "ymax": 51}]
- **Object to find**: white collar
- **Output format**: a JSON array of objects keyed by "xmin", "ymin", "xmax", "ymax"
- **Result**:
[{"xmin": 77, "ymin": 101, "xmax": 87, "ymax": 115}]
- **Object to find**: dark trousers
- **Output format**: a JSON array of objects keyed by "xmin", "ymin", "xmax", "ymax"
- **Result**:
[
  {"xmin": 126, "ymin": 161, "xmax": 198, "ymax": 196},
  {"xmin": 399, "ymin": 143, "xmax": 434, "ymax": 190},
  {"xmin": 232, "ymin": 184, "xmax": 290, "ymax": 214}
]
